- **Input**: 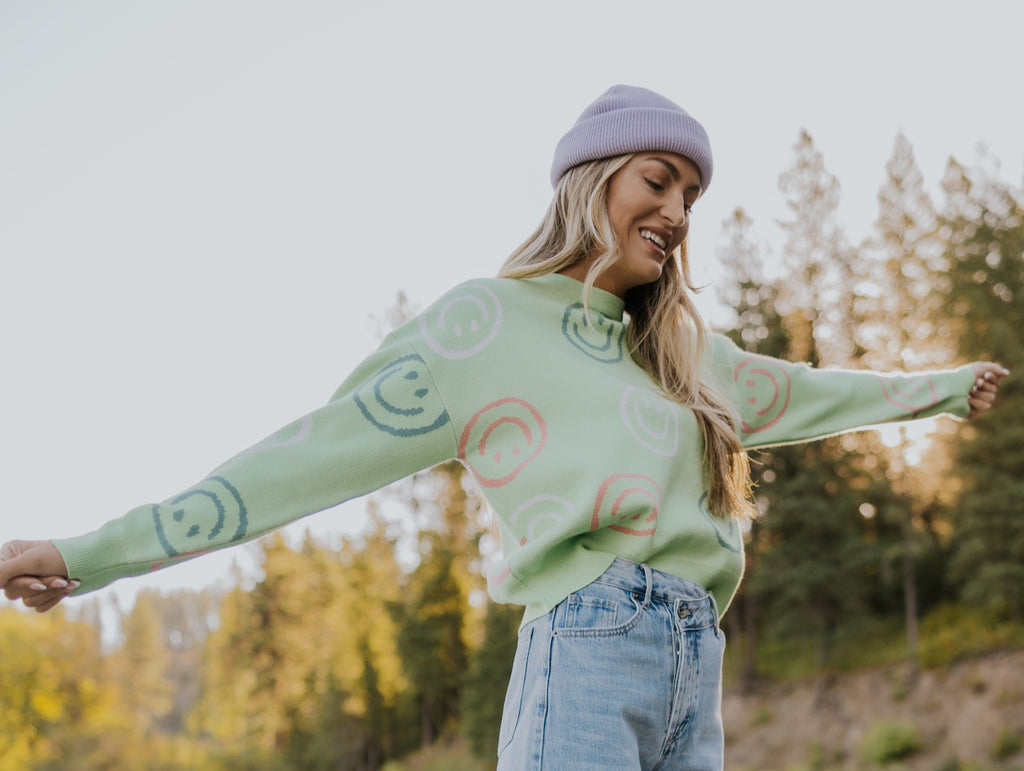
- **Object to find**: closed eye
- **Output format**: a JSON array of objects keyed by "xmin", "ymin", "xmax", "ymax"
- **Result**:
[{"xmin": 644, "ymin": 178, "xmax": 664, "ymax": 192}]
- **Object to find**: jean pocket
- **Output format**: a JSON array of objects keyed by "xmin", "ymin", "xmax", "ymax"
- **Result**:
[
  {"xmin": 497, "ymin": 626, "xmax": 533, "ymax": 756},
  {"xmin": 553, "ymin": 589, "xmax": 644, "ymax": 638}
]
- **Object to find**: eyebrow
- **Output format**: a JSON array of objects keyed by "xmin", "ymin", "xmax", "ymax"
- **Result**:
[{"xmin": 648, "ymin": 156, "xmax": 703, "ymax": 194}]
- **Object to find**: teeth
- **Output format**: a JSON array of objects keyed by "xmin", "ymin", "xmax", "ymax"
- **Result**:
[{"xmin": 640, "ymin": 229, "xmax": 667, "ymax": 249}]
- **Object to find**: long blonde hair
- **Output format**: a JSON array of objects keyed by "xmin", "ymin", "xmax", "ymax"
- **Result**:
[{"xmin": 499, "ymin": 156, "xmax": 755, "ymax": 520}]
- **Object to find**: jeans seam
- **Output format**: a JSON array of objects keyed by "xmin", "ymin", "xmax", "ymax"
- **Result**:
[
  {"xmin": 550, "ymin": 595, "xmax": 644, "ymax": 638},
  {"xmin": 536, "ymin": 617, "xmax": 556, "ymax": 770}
]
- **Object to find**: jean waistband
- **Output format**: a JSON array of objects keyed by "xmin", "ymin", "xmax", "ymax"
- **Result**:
[{"xmin": 592, "ymin": 557, "xmax": 712, "ymax": 607}]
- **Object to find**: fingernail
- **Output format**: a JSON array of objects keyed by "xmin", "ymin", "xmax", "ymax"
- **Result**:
[
  {"xmin": 68, "ymin": 580, "xmax": 81, "ymax": 590},
  {"xmin": 51, "ymin": 579, "xmax": 68, "ymax": 589},
  {"xmin": 30, "ymin": 582, "xmax": 47, "ymax": 591}
]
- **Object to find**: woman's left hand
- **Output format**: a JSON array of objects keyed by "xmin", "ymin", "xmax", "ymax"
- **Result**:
[{"xmin": 967, "ymin": 362, "xmax": 1010, "ymax": 419}]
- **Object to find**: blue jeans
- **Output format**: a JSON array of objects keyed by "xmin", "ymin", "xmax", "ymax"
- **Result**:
[{"xmin": 497, "ymin": 559, "xmax": 725, "ymax": 770}]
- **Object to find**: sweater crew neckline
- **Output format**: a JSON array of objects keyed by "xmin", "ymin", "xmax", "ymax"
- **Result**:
[{"xmin": 529, "ymin": 273, "xmax": 626, "ymax": 321}]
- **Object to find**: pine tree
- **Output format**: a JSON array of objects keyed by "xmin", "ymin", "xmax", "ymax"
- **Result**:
[
  {"xmin": 940, "ymin": 158, "xmax": 1024, "ymax": 620},
  {"xmin": 865, "ymin": 133, "xmax": 952, "ymax": 657},
  {"xmin": 329, "ymin": 504, "xmax": 413, "ymax": 765},
  {"xmin": 777, "ymin": 130, "xmax": 867, "ymax": 367},
  {"xmin": 461, "ymin": 600, "xmax": 522, "ymax": 759},
  {"xmin": 390, "ymin": 540, "xmax": 468, "ymax": 747},
  {"xmin": 714, "ymin": 206, "xmax": 785, "ymax": 688},
  {"xmin": 746, "ymin": 133, "xmax": 880, "ymax": 666},
  {"xmin": 112, "ymin": 591, "xmax": 176, "ymax": 735}
]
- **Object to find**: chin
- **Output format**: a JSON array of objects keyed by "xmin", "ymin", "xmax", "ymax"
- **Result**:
[{"xmin": 624, "ymin": 274, "xmax": 663, "ymax": 295}]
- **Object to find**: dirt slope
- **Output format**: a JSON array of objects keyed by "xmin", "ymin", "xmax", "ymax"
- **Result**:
[{"xmin": 723, "ymin": 650, "xmax": 1024, "ymax": 770}]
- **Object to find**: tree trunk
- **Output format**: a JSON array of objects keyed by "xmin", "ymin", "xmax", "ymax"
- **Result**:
[{"xmin": 902, "ymin": 522, "xmax": 920, "ymax": 661}]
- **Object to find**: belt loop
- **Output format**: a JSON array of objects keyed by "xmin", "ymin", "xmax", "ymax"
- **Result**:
[
  {"xmin": 708, "ymin": 593, "xmax": 722, "ymax": 637},
  {"xmin": 640, "ymin": 563, "xmax": 653, "ymax": 609}
]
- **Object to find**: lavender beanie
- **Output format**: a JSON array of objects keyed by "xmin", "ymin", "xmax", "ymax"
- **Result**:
[{"xmin": 550, "ymin": 84, "xmax": 713, "ymax": 191}]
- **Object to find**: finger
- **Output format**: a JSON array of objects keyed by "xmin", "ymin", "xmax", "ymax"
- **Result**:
[
  {"xmin": 5, "ymin": 576, "xmax": 78, "ymax": 604},
  {"xmin": 968, "ymin": 400, "xmax": 994, "ymax": 419},
  {"xmin": 984, "ymin": 366, "xmax": 1010, "ymax": 382},
  {"xmin": 968, "ymin": 394, "xmax": 995, "ymax": 411},
  {"xmin": 3, "ymin": 576, "xmax": 50, "ymax": 600},
  {"xmin": 970, "ymin": 379, "xmax": 999, "ymax": 396},
  {"xmin": 32, "ymin": 594, "xmax": 67, "ymax": 613},
  {"xmin": 22, "ymin": 585, "xmax": 73, "ymax": 610},
  {"xmin": 970, "ymin": 385, "xmax": 998, "ymax": 402}
]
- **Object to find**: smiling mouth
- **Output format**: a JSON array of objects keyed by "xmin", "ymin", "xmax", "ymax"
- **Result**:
[{"xmin": 640, "ymin": 229, "xmax": 668, "ymax": 255}]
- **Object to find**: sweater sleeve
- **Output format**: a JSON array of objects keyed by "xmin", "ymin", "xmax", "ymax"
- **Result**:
[
  {"xmin": 708, "ymin": 334, "xmax": 975, "ymax": 450},
  {"xmin": 52, "ymin": 328, "xmax": 459, "ymax": 594}
]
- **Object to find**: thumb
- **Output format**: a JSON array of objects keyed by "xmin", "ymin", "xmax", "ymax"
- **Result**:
[{"xmin": 0, "ymin": 553, "xmax": 28, "ymax": 588}]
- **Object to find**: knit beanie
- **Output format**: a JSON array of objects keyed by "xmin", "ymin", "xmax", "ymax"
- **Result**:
[{"xmin": 550, "ymin": 85, "xmax": 713, "ymax": 191}]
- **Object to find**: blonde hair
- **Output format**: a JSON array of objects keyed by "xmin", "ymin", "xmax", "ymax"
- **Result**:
[{"xmin": 500, "ymin": 156, "xmax": 755, "ymax": 520}]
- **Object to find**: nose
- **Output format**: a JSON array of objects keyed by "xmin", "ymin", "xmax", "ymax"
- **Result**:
[{"xmin": 660, "ymin": 195, "xmax": 688, "ymax": 228}]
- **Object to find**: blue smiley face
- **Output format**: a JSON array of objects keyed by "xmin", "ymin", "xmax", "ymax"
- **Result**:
[
  {"xmin": 698, "ymin": 492, "xmax": 742, "ymax": 553},
  {"xmin": 152, "ymin": 475, "xmax": 248, "ymax": 558},
  {"xmin": 561, "ymin": 303, "xmax": 624, "ymax": 363},
  {"xmin": 354, "ymin": 354, "xmax": 451, "ymax": 437}
]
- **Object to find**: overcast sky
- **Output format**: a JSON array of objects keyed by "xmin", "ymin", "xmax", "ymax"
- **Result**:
[{"xmin": 2, "ymin": 0, "xmax": 1021, "ymax": 608}]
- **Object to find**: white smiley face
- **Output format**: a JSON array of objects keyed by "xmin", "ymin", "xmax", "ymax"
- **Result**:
[
  {"xmin": 419, "ymin": 283, "xmax": 504, "ymax": 360},
  {"xmin": 620, "ymin": 386, "xmax": 681, "ymax": 457}
]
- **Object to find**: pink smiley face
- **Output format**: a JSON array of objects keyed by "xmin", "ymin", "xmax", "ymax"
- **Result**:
[
  {"xmin": 459, "ymin": 398, "xmax": 548, "ymax": 488},
  {"xmin": 879, "ymin": 375, "xmax": 938, "ymax": 411},
  {"xmin": 734, "ymin": 357, "xmax": 792, "ymax": 435},
  {"xmin": 591, "ymin": 473, "xmax": 662, "ymax": 536}
]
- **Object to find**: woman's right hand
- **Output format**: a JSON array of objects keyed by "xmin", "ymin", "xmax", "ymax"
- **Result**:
[{"xmin": 0, "ymin": 540, "xmax": 78, "ymax": 613}]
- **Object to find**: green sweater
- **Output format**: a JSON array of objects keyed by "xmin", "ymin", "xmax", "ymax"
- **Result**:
[{"xmin": 53, "ymin": 274, "xmax": 974, "ymax": 621}]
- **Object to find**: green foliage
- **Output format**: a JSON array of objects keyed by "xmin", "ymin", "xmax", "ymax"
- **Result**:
[
  {"xmin": 859, "ymin": 719, "xmax": 922, "ymax": 765},
  {"xmin": 461, "ymin": 601, "xmax": 521, "ymax": 759},
  {"xmin": 390, "ymin": 541, "xmax": 469, "ymax": 746},
  {"xmin": 992, "ymin": 727, "xmax": 1023, "ymax": 760},
  {"xmin": 939, "ymin": 162, "xmax": 1024, "ymax": 620},
  {"xmin": 381, "ymin": 735, "xmax": 492, "ymax": 771},
  {"xmin": 739, "ymin": 616, "xmax": 907, "ymax": 682},
  {"xmin": 918, "ymin": 603, "xmax": 1024, "ymax": 668}
]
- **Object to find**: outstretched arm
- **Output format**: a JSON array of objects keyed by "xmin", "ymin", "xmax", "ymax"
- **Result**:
[
  {"xmin": 710, "ymin": 334, "xmax": 1011, "ymax": 449},
  {"xmin": 1, "ymin": 329, "xmax": 460, "ymax": 612},
  {"xmin": 967, "ymin": 362, "xmax": 1010, "ymax": 419}
]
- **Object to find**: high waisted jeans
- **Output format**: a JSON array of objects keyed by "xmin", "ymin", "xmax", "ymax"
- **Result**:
[{"xmin": 496, "ymin": 559, "xmax": 725, "ymax": 770}]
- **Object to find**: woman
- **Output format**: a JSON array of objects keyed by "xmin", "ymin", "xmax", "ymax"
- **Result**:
[{"xmin": 0, "ymin": 85, "xmax": 1009, "ymax": 769}]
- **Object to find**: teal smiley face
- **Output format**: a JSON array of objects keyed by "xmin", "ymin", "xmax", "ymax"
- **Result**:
[
  {"xmin": 354, "ymin": 354, "xmax": 450, "ymax": 437},
  {"xmin": 152, "ymin": 476, "xmax": 248, "ymax": 558},
  {"xmin": 561, "ymin": 303, "xmax": 624, "ymax": 363},
  {"xmin": 698, "ymin": 492, "xmax": 741, "ymax": 553}
]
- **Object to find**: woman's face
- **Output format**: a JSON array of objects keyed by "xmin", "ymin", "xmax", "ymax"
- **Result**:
[{"xmin": 582, "ymin": 152, "xmax": 703, "ymax": 298}]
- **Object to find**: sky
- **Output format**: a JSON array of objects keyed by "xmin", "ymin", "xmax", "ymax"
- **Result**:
[{"xmin": 2, "ymin": 0, "xmax": 1022, "ymax": 610}]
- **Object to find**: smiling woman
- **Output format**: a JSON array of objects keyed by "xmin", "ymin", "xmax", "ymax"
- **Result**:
[
  {"xmin": 564, "ymin": 152, "xmax": 703, "ymax": 297},
  {"xmin": 0, "ymin": 84, "xmax": 1009, "ymax": 771}
]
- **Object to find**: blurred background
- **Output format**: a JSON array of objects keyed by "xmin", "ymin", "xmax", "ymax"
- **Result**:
[{"xmin": 1, "ymin": 1, "xmax": 1022, "ymax": 768}]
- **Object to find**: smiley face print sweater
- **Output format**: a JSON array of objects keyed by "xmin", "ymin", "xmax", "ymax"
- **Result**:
[{"xmin": 52, "ymin": 274, "xmax": 975, "ymax": 622}]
